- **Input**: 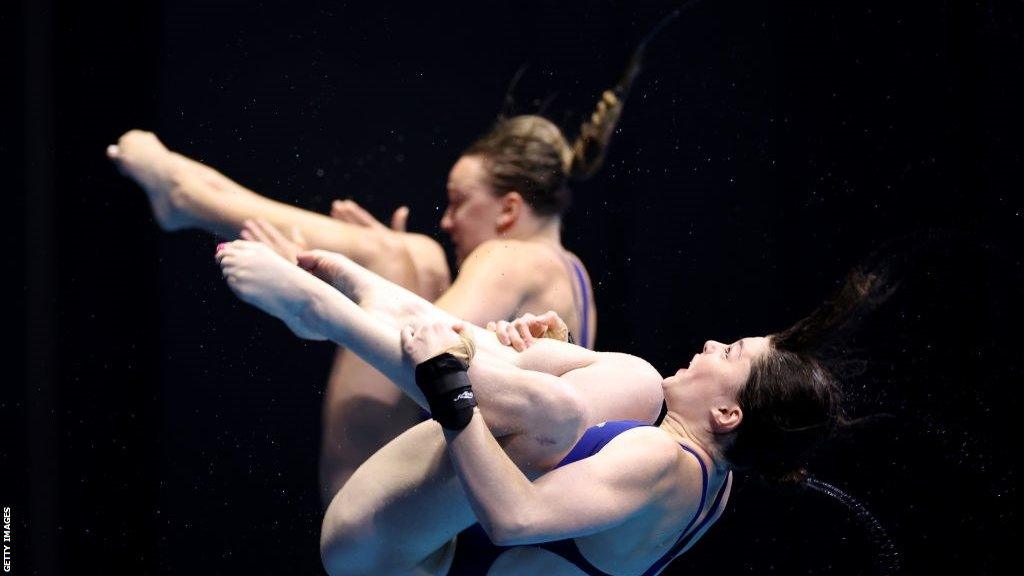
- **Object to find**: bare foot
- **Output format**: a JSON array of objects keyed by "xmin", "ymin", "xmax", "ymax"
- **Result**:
[
  {"xmin": 297, "ymin": 249, "xmax": 429, "ymax": 329},
  {"xmin": 216, "ymin": 240, "xmax": 331, "ymax": 340},
  {"xmin": 296, "ymin": 249, "xmax": 367, "ymax": 299},
  {"xmin": 107, "ymin": 130, "xmax": 193, "ymax": 231}
]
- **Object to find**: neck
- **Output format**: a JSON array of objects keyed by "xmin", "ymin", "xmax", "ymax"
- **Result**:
[
  {"xmin": 658, "ymin": 411, "xmax": 729, "ymax": 472},
  {"xmin": 506, "ymin": 215, "xmax": 562, "ymax": 246}
]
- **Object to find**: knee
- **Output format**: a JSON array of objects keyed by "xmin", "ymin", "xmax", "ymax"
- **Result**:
[
  {"xmin": 364, "ymin": 232, "xmax": 418, "ymax": 289},
  {"xmin": 528, "ymin": 381, "xmax": 588, "ymax": 455},
  {"xmin": 550, "ymin": 384, "xmax": 588, "ymax": 449},
  {"xmin": 320, "ymin": 540, "xmax": 374, "ymax": 576},
  {"xmin": 319, "ymin": 497, "xmax": 382, "ymax": 576}
]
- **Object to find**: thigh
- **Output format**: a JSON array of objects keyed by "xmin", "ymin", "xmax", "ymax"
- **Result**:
[
  {"xmin": 322, "ymin": 420, "xmax": 477, "ymax": 572},
  {"xmin": 515, "ymin": 340, "xmax": 665, "ymax": 426},
  {"xmin": 319, "ymin": 348, "xmax": 425, "ymax": 505}
]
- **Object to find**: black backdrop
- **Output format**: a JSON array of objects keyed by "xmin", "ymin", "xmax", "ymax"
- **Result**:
[{"xmin": 12, "ymin": 0, "xmax": 1022, "ymax": 574}]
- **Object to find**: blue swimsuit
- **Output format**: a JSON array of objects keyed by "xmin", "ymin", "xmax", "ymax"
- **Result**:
[
  {"xmin": 552, "ymin": 249, "xmax": 593, "ymax": 350},
  {"xmin": 447, "ymin": 420, "xmax": 731, "ymax": 576}
]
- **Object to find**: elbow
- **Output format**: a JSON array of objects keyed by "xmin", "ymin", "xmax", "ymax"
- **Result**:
[{"xmin": 483, "ymin": 512, "xmax": 534, "ymax": 547}]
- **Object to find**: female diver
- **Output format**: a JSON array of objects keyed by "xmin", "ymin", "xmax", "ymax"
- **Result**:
[
  {"xmin": 108, "ymin": 91, "xmax": 623, "ymax": 502},
  {"xmin": 213, "ymin": 238, "xmax": 876, "ymax": 575}
]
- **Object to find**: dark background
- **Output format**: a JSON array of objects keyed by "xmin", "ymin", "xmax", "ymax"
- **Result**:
[{"xmin": 11, "ymin": 0, "xmax": 1022, "ymax": 574}]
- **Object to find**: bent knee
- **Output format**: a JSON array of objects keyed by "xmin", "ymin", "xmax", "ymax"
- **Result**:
[
  {"xmin": 401, "ymin": 233, "xmax": 451, "ymax": 298},
  {"xmin": 321, "ymin": 529, "xmax": 439, "ymax": 576},
  {"xmin": 528, "ymin": 382, "xmax": 588, "ymax": 455},
  {"xmin": 320, "ymin": 512, "xmax": 384, "ymax": 576}
]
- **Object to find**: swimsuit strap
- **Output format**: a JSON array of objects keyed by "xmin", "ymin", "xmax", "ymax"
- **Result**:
[
  {"xmin": 568, "ymin": 257, "xmax": 593, "ymax": 349},
  {"xmin": 642, "ymin": 451, "xmax": 731, "ymax": 576},
  {"xmin": 544, "ymin": 245, "xmax": 593, "ymax": 349}
]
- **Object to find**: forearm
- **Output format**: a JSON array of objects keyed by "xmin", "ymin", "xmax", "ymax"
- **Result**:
[{"xmin": 443, "ymin": 409, "xmax": 543, "ymax": 545}]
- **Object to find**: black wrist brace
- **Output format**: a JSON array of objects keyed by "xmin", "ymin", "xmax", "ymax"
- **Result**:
[{"xmin": 415, "ymin": 352, "xmax": 477, "ymax": 431}]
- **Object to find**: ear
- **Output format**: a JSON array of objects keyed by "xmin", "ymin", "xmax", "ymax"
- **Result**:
[
  {"xmin": 495, "ymin": 191, "xmax": 524, "ymax": 233},
  {"xmin": 710, "ymin": 403, "xmax": 743, "ymax": 434}
]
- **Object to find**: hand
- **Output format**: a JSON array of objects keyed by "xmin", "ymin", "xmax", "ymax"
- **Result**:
[
  {"xmin": 401, "ymin": 321, "xmax": 467, "ymax": 365},
  {"xmin": 330, "ymin": 198, "xmax": 409, "ymax": 232},
  {"xmin": 240, "ymin": 218, "xmax": 309, "ymax": 265},
  {"xmin": 486, "ymin": 310, "xmax": 569, "ymax": 352}
]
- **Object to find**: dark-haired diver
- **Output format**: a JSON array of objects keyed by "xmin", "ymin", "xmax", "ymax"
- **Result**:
[
  {"xmin": 212, "ymin": 235, "xmax": 885, "ymax": 576},
  {"xmin": 109, "ymin": 89, "xmax": 624, "ymax": 503}
]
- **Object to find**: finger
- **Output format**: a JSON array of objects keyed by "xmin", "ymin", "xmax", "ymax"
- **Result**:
[
  {"xmin": 344, "ymin": 200, "xmax": 386, "ymax": 230},
  {"xmin": 400, "ymin": 325, "xmax": 415, "ymax": 346},
  {"xmin": 240, "ymin": 229, "xmax": 255, "ymax": 241},
  {"xmin": 538, "ymin": 310, "xmax": 558, "ymax": 329},
  {"xmin": 543, "ymin": 310, "xmax": 566, "ymax": 330},
  {"xmin": 452, "ymin": 322, "xmax": 465, "ymax": 334},
  {"xmin": 507, "ymin": 323, "xmax": 526, "ymax": 352},
  {"xmin": 296, "ymin": 251, "xmax": 319, "ymax": 271},
  {"xmin": 486, "ymin": 321, "xmax": 497, "ymax": 332},
  {"xmin": 330, "ymin": 199, "xmax": 358, "ymax": 223},
  {"xmin": 214, "ymin": 242, "xmax": 230, "ymax": 260},
  {"xmin": 329, "ymin": 200, "xmax": 350, "ymax": 220},
  {"xmin": 516, "ymin": 321, "xmax": 534, "ymax": 348},
  {"xmin": 257, "ymin": 218, "xmax": 291, "ymax": 248},
  {"xmin": 495, "ymin": 321, "xmax": 511, "ymax": 346},
  {"xmin": 390, "ymin": 206, "xmax": 409, "ymax": 232},
  {"xmin": 243, "ymin": 219, "xmax": 273, "ymax": 246}
]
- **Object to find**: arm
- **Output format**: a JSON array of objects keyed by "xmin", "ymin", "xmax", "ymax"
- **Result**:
[
  {"xmin": 444, "ymin": 412, "xmax": 683, "ymax": 545},
  {"xmin": 434, "ymin": 240, "xmax": 544, "ymax": 326}
]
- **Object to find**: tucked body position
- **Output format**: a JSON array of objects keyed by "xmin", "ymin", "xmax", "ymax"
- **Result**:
[{"xmin": 215, "ymin": 238, "xmax": 875, "ymax": 575}]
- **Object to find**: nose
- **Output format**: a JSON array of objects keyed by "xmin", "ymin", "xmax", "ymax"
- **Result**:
[
  {"xmin": 703, "ymin": 340, "xmax": 723, "ymax": 353},
  {"xmin": 440, "ymin": 208, "xmax": 453, "ymax": 232}
]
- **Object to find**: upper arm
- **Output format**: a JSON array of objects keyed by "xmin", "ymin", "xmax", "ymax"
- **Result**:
[
  {"xmin": 434, "ymin": 240, "xmax": 542, "ymax": 325},
  {"xmin": 495, "ymin": 428, "xmax": 686, "ymax": 545}
]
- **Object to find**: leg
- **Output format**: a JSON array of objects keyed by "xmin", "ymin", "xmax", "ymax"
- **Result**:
[
  {"xmin": 318, "ymin": 349, "xmax": 425, "ymax": 505},
  {"xmin": 321, "ymin": 360, "xmax": 590, "ymax": 576},
  {"xmin": 320, "ymin": 420, "xmax": 474, "ymax": 576},
  {"xmin": 216, "ymin": 241, "xmax": 589, "ymax": 438},
  {"xmin": 108, "ymin": 130, "xmax": 450, "ymax": 285},
  {"xmin": 316, "ymin": 236, "xmax": 435, "ymax": 507}
]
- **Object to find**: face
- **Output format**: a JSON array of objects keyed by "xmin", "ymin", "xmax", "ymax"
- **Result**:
[
  {"xmin": 440, "ymin": 155, "xmax": 505, "ymax": 266},
  {"xmin": 663, "ymin": 336, "xmax": 771, "ymax": 431}
]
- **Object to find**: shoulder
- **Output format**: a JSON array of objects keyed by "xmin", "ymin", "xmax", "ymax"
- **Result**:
[
  {"xmin": 605, "ymin": 430, "xmax": 711, "ymax": 509},
  {"xmin": 461, "ymin": 239, "xmax": 562, "ymax": 281},
  {"xmin": 593, "ymin": 427, "xmax": 684, "ymax": 487},
  {"xmin": 598, "ymin": 426, "xmax": 679, "ymax": 471},
  {"xmin": 468, "ymin": 239, "xmax": 560, "ymax": 264}
]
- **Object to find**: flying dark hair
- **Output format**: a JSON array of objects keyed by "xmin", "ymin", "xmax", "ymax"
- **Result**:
[
  {"xmin": 724, "ymin": 265, "xmax": 900, "ymax": 574},
  {"xmin": 725, "ymin": 268, "xmax": 891, "ymax": 480}
]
